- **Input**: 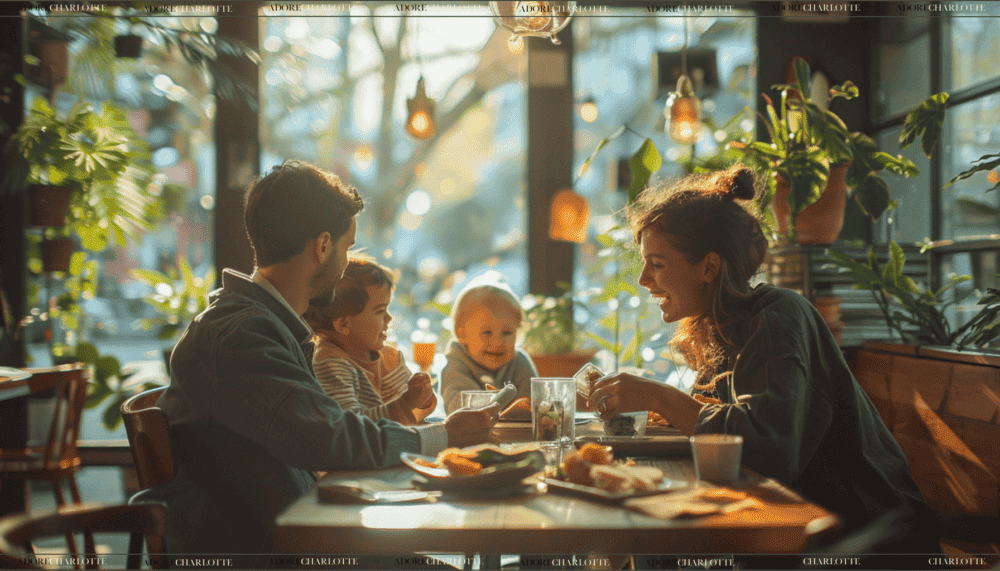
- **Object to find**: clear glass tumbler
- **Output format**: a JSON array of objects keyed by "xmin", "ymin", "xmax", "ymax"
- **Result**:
[{"xmin": 530, "ymin": 377, "xmax": 576, "ymax": 443}]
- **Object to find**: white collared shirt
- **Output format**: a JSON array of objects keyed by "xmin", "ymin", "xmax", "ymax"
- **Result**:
[{"xmin": 251, "ymin": 269, "xmax": 313, "ymax": 334}]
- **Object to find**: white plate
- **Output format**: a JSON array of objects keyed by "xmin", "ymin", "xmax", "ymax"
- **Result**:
[
  {"xmin": 0, "ymin": 367, "xmax": 31, "ymax": 383},
  {"xmin": 400, "ymin": 449, "xmax": 546, "ymax": 492},
  {"xmin": 543, "ymin": 476, "xmax": 689, "ymax": 503}
]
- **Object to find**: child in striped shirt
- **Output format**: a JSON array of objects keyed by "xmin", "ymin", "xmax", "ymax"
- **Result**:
[{"xmin": 304, "ymin": 255, "xmax": 436, "ymax": 425}]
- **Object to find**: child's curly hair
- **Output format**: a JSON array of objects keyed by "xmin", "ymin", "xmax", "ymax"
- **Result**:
[{"xmin": 304, "ymin": 254, "xmax": 394, "ymax": 338}]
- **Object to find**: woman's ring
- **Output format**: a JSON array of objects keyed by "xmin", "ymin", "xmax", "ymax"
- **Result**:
[{"xmin": 596, "ymin": 395, "xmax": 610, "ymax": 414}]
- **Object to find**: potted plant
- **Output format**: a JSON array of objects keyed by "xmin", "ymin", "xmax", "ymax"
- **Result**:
[
  {"xmin": 740, "ymin": 57, "xmax": 948, "ymax": 244},
  {"xmin": 826, "ymin": 241, "xmax": 1000, "ymax": 349},
  {"xmin": 825, "ymin": 241, "xmax": 1000, "ymax": 526},
  {"xmin": 521, "ymin": 285, "xmax": 597, "ymax": 377},
  {"xmin": 5, "ymin": 97, "xmax": 163, "ymax": 253}
]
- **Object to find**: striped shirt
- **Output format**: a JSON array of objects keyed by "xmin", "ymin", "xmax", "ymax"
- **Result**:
[{"xmin": 313, "ymin": 339, "xmax": 435, "ymax": 425}]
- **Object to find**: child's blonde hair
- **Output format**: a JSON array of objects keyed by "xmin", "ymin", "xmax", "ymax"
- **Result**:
[{"xmin": 450, "ymin": 272, "xmax": 525, "ymax": 338}]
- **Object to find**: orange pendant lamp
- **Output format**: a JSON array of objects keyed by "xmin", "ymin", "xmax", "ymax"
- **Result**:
[
  {"xmin": 668, "ymin": 75, "xmax": 702, "ymax": 144},
  {"xmin": 666, "ymin": 13, "xmax": 702, "ymax": 145},
  {"xmin": 406, "ymin": 76, "xmax": 436, "ymax": 140},
  {"xmin": 549, "ymin": 188, "xmax": 590, "ymax": 243}
]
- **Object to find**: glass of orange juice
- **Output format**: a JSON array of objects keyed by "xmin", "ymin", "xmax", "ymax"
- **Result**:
[{"xmin": 411, "ymin": 329, "xmax": 437, "ymax": 373}]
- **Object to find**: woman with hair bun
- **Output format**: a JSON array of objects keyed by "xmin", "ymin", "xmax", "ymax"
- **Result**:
[{"xmin": 587, "ymin": 164, "xmax": 938, "ymax": 551}]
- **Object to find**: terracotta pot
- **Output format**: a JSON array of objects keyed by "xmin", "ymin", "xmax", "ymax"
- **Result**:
[
  {"xmin": 41, "ymin": 238, "xmax": 74, "ymax": 273},
  {"xmin": 27, "ymin": 39, "xmax": 69, "ymax": 88},
  {"xmin": 529, "ymin": 349, "xmax": 598, "ymax": 378},
  {"xmin": 772, "ymin": 163, "xmax": 850, "ymax": 245},
  {"xmin": 114, "ymin": 34, "xmax": 143, "ymax": 59},
  {"xmin": 29, "ymin": 184, "xmax": 74, "ymax": 227}
]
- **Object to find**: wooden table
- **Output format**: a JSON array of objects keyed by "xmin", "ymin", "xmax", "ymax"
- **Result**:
[
  {"xmin": 274, "ymin": 419, "xmax": 838, "ymax": 556},
  {"xmin": 0, "ymin": 368, "xmax": 32, "ymax": 402}
]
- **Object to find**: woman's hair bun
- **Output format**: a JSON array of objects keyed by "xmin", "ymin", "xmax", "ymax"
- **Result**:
[{"xmin": 711, "ymin": 164, "xmax": 756, "ymax": 201}]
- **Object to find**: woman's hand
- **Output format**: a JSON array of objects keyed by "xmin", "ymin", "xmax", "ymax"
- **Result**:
[
  {"xmin": 587, "ymin": 372, "xmax": 663, "ymax": 419},
  {"xmin": 587, "ymin": 372, "xmax": 705, "ymax": 436}
]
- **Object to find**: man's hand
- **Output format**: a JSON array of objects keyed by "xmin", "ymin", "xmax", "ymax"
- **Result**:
[
  {"xmin": 403, "ymin": 373, "xmax": 436, "ymax": 409},
  {"xmin": 444, "ymin": 402, "xmax": 500, "ymax": 448}
]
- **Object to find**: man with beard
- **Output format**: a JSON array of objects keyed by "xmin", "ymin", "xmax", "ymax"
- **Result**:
[{"xmin": 154, "ymin": 161, "xmax": 498, "ymax": 554}]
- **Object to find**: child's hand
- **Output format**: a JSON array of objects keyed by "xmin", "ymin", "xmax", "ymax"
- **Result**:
[{"xmin": 404, "ymin": 372, "xmax": 436, "ymax": 409}]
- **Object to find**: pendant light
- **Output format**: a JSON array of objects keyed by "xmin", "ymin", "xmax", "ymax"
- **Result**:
[
  {"xmin": 489, "ymin": 1, "xmax": 575, "ymax": 49},
  {"xmin": 549, "ymin": 187, "xmax": 590, "ymax": 243},
  {"xmin": 405, "ymin": 18, "xmax": 436, "ymax": 141},
  {"xmin": 406, "ymin": 76, "xmax": 436, "ymax": 140},
  {"xmin": 666, "ymin": 11, "xmax": 703, "ymax": 145}
]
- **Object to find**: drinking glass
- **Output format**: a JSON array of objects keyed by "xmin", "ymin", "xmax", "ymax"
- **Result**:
[
  {"xmin": 460, "ymin": 390, "xmax": 495, "ymax": 408},
  {"xmin": 530, "ymin": 377, "xmax": 576, "ymax": 443},
  {"xmin": 411, "ymin": 329, "xmax": 437, "ymax": 373},
  {"xmin": 690, "ymin": 434, "xmax": 744, "ymax": 483}
]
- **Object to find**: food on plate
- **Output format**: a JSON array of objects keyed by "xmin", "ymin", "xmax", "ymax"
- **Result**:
[
  {"xmin": 416, "ymin": 445, "xmax": 523, "ymax": 477},
  {"xmin": 603, "ymin": 413, "xmax": 641, "ymax": 436},
  {"xmin": 577, "ymin": 442, "xmax": 614, "ymax": 465},
  {"xmin": 647, "ymin": 411, "xmax": 669, "ymax": 426},
  {"xmin": 411, "ymin": 458, "xmax": 440, "ymax": 469},
  {"xmin": 557, "ymin": 444, "xmax": 663, "ymax": 494}
]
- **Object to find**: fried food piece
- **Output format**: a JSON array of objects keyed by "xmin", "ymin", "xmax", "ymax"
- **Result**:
[
  {"xmin": 577, "ymin": 442, "xmax": 613, "ymax": 465},
  {"xmin": 437, "ymin": 448, "xmax": 484, "ymax": 476},
  {"xmin": 412, "ymin": 458, "xmax": 440, "ymax": 468},
  {"xmin": 560, "ymin": 451, "xmax": 594, "ymax": 486},
  {"xmin": 647, "ymin": 411, "xmax": 669, "ymax": 425}
]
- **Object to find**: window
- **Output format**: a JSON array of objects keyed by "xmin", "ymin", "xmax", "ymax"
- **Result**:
[
  {"xmin": 259, "ymin": 3, "xmax": 528, "ymax": 366},
  {"xmin": 22, "ymin": 11, "xmax": 216, "ymax": 439},
  {"xmin": 572, "ymin": 9, "xmax": 756, "ymax": 379}
]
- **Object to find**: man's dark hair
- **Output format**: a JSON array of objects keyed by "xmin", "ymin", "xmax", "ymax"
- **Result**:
[{"xmin": 245, "ymin": 160, "xmax": 364, "ymax": 267}]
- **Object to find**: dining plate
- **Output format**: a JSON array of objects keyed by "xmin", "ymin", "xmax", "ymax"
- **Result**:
[
  {"xmin": 543, "ymin": 476, "xmax": 689, "ymax": 504},
  {"xmin": 0, "ymin": 367, "xmax": 31, "ymax": 383},
  {"xmin": 574, "ymin": 435, "xmax": 691, "ymax": 458},
  {"xmin": 400, "ymin": 449, "xmax": 546, "ymax": 492}
]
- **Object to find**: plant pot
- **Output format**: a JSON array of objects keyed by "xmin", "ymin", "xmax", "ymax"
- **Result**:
[
  {"xmin": 772, "ymin": 163, "xmax": 850, "ymax": 245},
  {"xmin": 29, "ymin": 184, "xmax": 74, "ymax": 227},
  {"xmin": 26, "ymin": 39, "xmax": 69, "ymax": 88},
  {"xmin": 40, "ymin": 238, "xmax": 74, "ymax": 273},
  {"xmin": 114, "ymin": 34, "xmax": 143, "ymax": 58},
  {"xmin": 529, "ymin": 349, "xmax": 598, "ymax": 378}
]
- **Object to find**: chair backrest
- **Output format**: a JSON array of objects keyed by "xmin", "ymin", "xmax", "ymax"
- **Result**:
[
  {"xmin": 0, "ymin": 503, "xmax": 167, "ymax": 570},
  {"xmin": 121, "ymin": 386, "xmax": 175, "ymax": 489},
  {"xmin": 19, "ymin": 364, "xmax": 89, "ymax": 472}
]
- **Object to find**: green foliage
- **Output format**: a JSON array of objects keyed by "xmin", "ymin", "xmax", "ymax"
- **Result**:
[
  {"xmin": 74, "ymin": 340, "xmax": 161, "ymax": 431},
  {"xmin": 5, "ymin": 97, "xmax": 164, "ymax": 252},
  {"xmin": 825, "ymin": 241, "xmax": 1000, "ymax": 349},
  {"xmin": 584, "ymin": 226, "xmax": 650, "ymax": 372},
  {"xmin": 627, "ymin": 139, "xmax": 662, "ymax": 204},
  {"xmin": 739, "ymin": 56, "xmax": 947, "ymax": 237},
  {"xmin": 521, "ymin": 283, "xmax": 581, "ymax": 355},
  {"xmin": 133, "ymin": 259, "xmax": 216, "ymax": 341},
  {"xmin": 946, "ymin": 152, "xmax": 1000, "ymax": 194}
]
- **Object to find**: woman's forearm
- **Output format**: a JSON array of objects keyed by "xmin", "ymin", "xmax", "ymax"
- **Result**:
[{"xmin": 652, "ymin": 384, "xmax": 705, "ymax": 436}]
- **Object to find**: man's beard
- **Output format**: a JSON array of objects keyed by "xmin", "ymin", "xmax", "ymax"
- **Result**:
[{"xmin": 309, "ymin": 255, "xmax": 341, "ymax": 307}]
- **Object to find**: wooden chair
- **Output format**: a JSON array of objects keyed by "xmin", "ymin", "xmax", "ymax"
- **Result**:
[
  {"xmin": 120, "ymin": 387, "xmax": 174, "ymax": 490},
  {"xmin": 0, "ymin": 503, "xmax": 168, "ymax": 569},
  {"xmin": 0, "ymin": 364, "xmax": 90, "ymax": 554}
]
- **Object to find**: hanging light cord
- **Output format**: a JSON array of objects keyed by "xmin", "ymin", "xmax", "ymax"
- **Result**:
[{"xmin": 682, "ymin": 8, "xmax": 689, "ymax": 78}]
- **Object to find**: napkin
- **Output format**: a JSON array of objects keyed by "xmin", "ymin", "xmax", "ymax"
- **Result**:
[{"xmin": 623, "ymin": 486, "xmax": 762, "ymax": 519}]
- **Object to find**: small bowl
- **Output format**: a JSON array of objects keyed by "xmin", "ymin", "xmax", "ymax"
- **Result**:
[{"xmin": 601, "ymin": 411, "xmax": 647, "ymax": 437}]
